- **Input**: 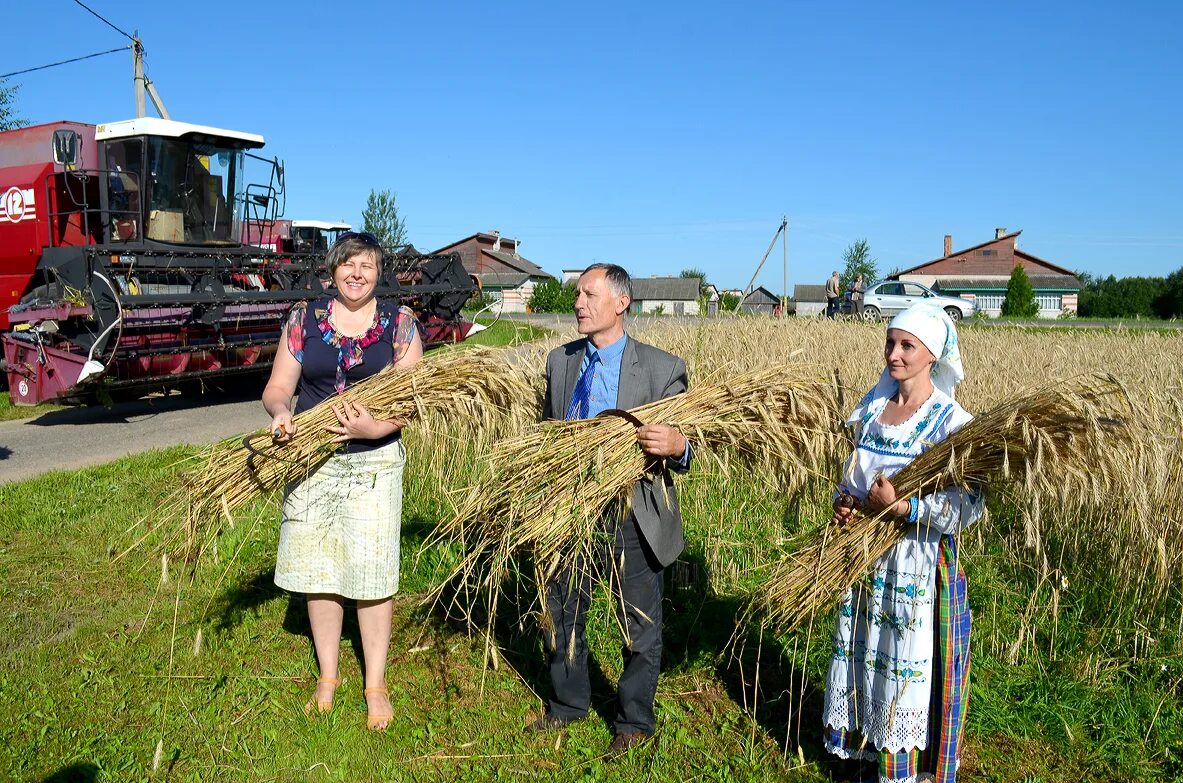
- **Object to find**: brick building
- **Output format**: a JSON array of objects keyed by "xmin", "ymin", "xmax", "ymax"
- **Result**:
[
  {"xmin": 431, "ymin": 230, "xmax": 554, "ymax": 313},
  {"xmin": 891, "ymin": 229, "xmax": 1081, "ymax": 317}
]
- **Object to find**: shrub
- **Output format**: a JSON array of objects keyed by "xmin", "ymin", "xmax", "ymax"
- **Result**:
[
  {"xmin": 1000, "ymin": 264, "xmax": 1039, "ymax": 318},
  {"xmin": 463, "ymin": 291, "xmax": 496, "ymax": 312},
  {"xmin": 528, "ymin": 279, "xmax": 577, "ymax": 313}
]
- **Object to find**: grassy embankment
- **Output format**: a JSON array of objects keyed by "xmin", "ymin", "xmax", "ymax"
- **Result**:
[{"xmin": 3, "ymin": 316, "xmax": 1183, "ymax": 781}]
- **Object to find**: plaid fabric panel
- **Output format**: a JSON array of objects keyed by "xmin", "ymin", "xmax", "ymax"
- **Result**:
[
  {"xmin": 927, "ymin": 534, "xmax": 971, "ymax": 783},
  {"xmin": 879, "ymin": 746, "xmax": 920, "ymax": 780}
]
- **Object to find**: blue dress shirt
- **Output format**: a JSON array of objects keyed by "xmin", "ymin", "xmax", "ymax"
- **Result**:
[
  {"xmin": 580, "ymin": 334, "xmax": 690, "ymax": 468},
  {"xmin": 579, "ymin": 333, "xmax": 627, "ymax": 418}
]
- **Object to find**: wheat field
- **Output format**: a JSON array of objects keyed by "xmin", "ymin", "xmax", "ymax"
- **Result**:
[{"xmin": 428, "ymin": 315, "xmax": 1183, "ymax": 664}]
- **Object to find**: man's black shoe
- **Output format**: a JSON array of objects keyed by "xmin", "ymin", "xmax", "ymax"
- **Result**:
[
  {"xmin": 524, "ymin": 712, "xmax": 578, "ymax": 733},
  {"xmin": 604, "ymin": 730, "xmax": 653, "ymax": 758}
]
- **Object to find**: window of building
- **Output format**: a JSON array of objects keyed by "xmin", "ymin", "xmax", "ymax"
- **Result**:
[
  {"xmin": 1036, "ymin": 294, "xmax": 1063, "ymax": 311},
  {"xmin": 980, "ymin": 249, "xmax": 994, "ymax": 256},
  {"xmin": 975, "ymin": 294, "xmax": 1004, "ymax": 310}
]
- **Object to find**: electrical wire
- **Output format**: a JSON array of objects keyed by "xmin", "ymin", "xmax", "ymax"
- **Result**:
[
  {"xmin": 70, "ymin": 0, "xmax": 135, "ymax": 41},
  {"xmin": 0, "ymin": 46, "xmax": 131, "ymax": 79}
]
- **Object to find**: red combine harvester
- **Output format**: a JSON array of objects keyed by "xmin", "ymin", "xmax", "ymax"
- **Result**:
[{"xmin": 0, "ymin": 118, "xmax": 476, "ymax": 405}]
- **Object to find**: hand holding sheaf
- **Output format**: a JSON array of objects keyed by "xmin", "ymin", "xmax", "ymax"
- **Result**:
[
  {"xmin": 327, "ymin": 401, "xmax": 406, "ymax": 443},
  {"xmin": 866, "ymin": 475, "xmax": 910, "ymax": 519},
  {"xmin": 636, "ymin": 424, "xmax": 686, "ymax": 458}
]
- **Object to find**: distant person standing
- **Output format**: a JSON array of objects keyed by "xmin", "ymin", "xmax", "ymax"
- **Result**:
[
  {"xmin": 826, "ymin": 271, "xmax": 841, "ymax": 318},
  {"xmin": 851, "ymin": 274, "xmax": 865, "ymax": 319}
]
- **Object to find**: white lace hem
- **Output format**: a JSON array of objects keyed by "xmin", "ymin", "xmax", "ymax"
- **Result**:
[{"xmin": 823, "ymin": 689, "xmax": 931, "ymax": 753}]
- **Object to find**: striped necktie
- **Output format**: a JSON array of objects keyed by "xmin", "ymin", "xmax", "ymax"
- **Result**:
[{"xmin": 565, "ymin": 352, "xmax": 600, "ymax": 420}]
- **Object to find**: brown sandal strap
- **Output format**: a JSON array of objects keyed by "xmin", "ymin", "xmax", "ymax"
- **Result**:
[{"xmin": 364, "ymin": 686, "xmax": 388, "ymax": 695}]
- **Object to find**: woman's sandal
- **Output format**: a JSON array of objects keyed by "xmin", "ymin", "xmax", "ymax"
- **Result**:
[
  {"xmin": 303, "ymin": 676, "xmax": 341, "ymax": 716},
  {"xmin": 364, "ymin": 686, "xmax": 393, "ymax": 731}
]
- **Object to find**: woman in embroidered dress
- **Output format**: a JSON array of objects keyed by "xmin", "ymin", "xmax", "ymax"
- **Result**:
[
  {"xmin": 823, "ymin": 303, "xmax": 984, "ymax": 783},
  {"xmin": 261, "ymin": 232, "xmax": 423, "ymax": 731}
]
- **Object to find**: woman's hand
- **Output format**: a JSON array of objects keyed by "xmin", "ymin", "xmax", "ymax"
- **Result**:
[
  {"xmin": 270, "ymin": 408, "xmax": 297, "ymax": 443},
  {"xmin": 831, "ymin": 491, "xmax": 858, "ymax": 527},
  {"xmin": 867, "ymin": 475, "xmax": 911, "ymax": 518},
  {"xmin": 327, "ymin": 401, "xmax": 406, "ymax": 443}
]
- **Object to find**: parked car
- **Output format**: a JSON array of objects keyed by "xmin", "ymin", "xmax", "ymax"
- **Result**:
[{"xmin": 845, "ymin": 281, "xmax": 976, "ymax": 321}]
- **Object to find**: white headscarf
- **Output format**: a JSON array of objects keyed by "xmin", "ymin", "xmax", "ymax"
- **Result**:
[{"xmin": 846, "ymin": 303, "xmax": 965, "ymax": 424}]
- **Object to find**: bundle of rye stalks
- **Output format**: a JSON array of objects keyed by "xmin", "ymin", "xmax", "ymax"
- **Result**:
[
  {"xmin": 125, "ymin": 345, "xmax": 539, "ymax": 563},
  {"xmin": 426, "ymin": 363, "xmax": 841, "ymax": 637},
  {"xmin": 746, "ymin": 373, "xmax": 1147, "ymax": 636}
]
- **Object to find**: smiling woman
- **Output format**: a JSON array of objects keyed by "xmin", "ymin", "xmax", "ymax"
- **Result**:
[{"xmin": 260, "ymin": 232, "xmax": 424, "ymax": 732}]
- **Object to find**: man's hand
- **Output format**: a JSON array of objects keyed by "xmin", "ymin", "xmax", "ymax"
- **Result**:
[
  {"xmin": 636, "ymin": 424, "xmax": 686, "ymax": 459},
  {"xmin": 326, "ymin": 401, "xmax": 405, "ymax": 443}
]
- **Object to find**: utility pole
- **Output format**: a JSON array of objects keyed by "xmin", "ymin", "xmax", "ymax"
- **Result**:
[
  {"xmin": 781, "ymin": 215, "xmax": 788, "ymax": 318},
  {"xmin": 738, "ymin": 216, "xmax": 789, "ymax": 313},
  {"xmin": 132, "ymin": 33, "xmax": 170, "ymax": 119}
]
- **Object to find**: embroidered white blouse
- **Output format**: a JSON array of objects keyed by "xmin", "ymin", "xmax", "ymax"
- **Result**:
[{"xmin": 821, "ymin": 385, "xmax": 984, "ymax": 755}]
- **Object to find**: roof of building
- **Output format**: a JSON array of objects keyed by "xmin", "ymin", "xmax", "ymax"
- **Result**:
[
  {"xmin": 934, "ymin": 276, "xmax": 1082, "ymax": 291},
  {"xmin": 477, "ymin": 272, "xmax": 531, "ymax": 288},
  {"xmin": 893, "ymin": 230, "xmax": 1079, "ymax": 279},
  {"xmin": 484, "ymin": 249, "xmax": 550, "ymax": 278},
  {"xmin": 792, "ymin": 284, "xmax": 827, "ymax": 302},
  {"xmin": 742, "ymin": 286, "xmax": 780, "ymax": 304},
  {"xmin": 630, "ymin": 277, "xmax": 701, "ymax": 301}
]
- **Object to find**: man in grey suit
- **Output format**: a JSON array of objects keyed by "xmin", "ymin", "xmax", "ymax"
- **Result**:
[{"xmin": 526, "ymin": 263, "xmax": 691, "ymax": 757}]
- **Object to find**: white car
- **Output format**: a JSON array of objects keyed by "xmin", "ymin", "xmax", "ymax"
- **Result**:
[{"xmin": 857, "ymin": 281, "xmax": 975, "ymax": 321}]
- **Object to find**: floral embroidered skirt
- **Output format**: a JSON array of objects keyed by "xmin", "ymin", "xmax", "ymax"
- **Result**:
[{"xmin": 274, "ymin": 439, "xmax": 406, "ymax": 600}]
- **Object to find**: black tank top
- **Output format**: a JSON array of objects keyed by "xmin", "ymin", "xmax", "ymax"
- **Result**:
[{"xmin": 293, "ymin": 297, "xmax": 403, "ymax": 453}]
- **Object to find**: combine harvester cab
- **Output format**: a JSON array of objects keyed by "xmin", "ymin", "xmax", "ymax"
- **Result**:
[{"xmin": 0, "ymin": 119, "xmax": 476, "ymax": 405}]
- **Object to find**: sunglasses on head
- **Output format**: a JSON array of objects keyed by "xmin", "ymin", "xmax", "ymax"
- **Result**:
[{"xmin": 335, "ymin": 231, "xmax": 381, "ymax": 247}]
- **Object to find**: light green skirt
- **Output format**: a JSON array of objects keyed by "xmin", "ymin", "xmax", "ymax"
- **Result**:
[{"xmin": 274, "ymin": 439, "xmax": 406, "ymax": 600}]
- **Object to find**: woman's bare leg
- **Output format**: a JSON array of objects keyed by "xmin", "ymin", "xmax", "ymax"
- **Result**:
[
  {"xmin": 307, "ymin": 593, "xmax": 345, "ymax": 705},
  {"xmin": 357, "ymin": 597, "xmax": 394, "ymax": 728}
]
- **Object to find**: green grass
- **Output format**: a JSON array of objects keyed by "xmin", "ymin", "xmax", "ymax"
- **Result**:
[
  {"xmin": 462, "ymin": 318, "xmax": 552, "ymax": 348},
  {"xmin": 0, "ymin": 393, "xmax": 62, "ymax": 422},
  {"xmin": 2, "ymin": 433, "xmax": 1182, "ymax": 780}
]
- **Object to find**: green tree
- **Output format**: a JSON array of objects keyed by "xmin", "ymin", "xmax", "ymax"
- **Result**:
[
  {"xmin": 0, "ymin": 80, "xmax": 30, "ymax": 131},
  {"xmin": 1000, "ymin": 264, "xmax": 1039, "ymax": 318},
  {"xmin": 1155, "ymin": 266, "xmax": 1183, "ymax": 319},
  {"xmin": 1078, "ymin": 274, "xmax": 1166, "ymax": 318},
  {"xmin": 680, "ymin": 267, "xmax": 707, "ymax": 284},
  {"xmin": 840, "ymin": 239, "xmax": 878, "ymax": 291},
  {"xmin": 719, "ymin": 292, "xmax": 741, "ymax": 312},
  {"xmin": 527, "ymin": 278, "xmax": 577, "ymax": 313},
  {"xmin": 361, "ymin": 189, "xmax": 408, "ymax": 248}
]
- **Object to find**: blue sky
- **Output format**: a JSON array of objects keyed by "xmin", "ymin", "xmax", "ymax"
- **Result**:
[{"xmin": 5, "ymin": 1, "xmax": 1181, "ymax": 291}]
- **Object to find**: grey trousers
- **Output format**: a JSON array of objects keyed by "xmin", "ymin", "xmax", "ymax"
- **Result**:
[{"xmin": 544, "ymin": 514, "xmax": 664, "ymax": 736}]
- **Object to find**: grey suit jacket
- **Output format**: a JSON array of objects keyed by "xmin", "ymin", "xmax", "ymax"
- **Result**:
[{"xmin": 543, "ymin": 336, "xmax": 691, "ymax": 567}]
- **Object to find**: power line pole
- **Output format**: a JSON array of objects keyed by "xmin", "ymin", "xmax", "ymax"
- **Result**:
[
  {"xmin": 781, "ymin": 215, "xmax": 788, "ymax": 318},
  {"xmin": 738, "ymin": 216, "xmax": 789, "ymax": 313}
]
